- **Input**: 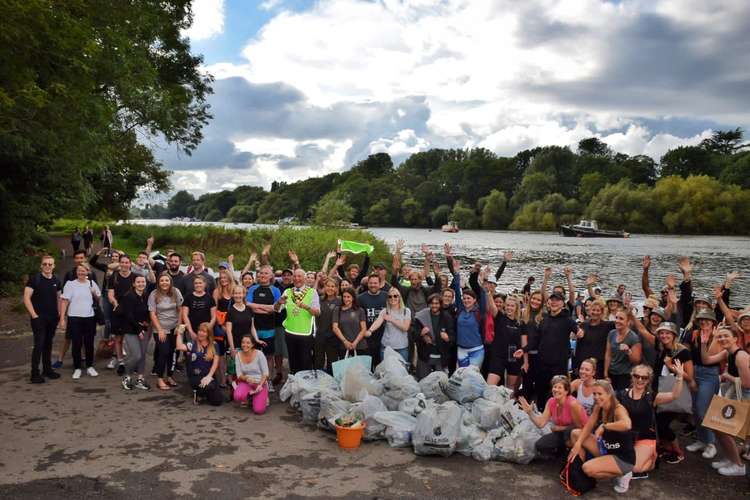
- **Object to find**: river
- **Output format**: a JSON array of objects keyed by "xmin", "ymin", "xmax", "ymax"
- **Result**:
[{"xmin": 127, "ymin": 220, "xmax": 750, "ymax": 306}]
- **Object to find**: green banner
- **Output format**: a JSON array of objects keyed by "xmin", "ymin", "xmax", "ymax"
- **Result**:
[{"xmin": 339, "ymin": 239, "xmax": 374, "ymax": 255}]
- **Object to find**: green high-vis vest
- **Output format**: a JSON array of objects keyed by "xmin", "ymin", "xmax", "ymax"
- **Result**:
[{"xmin": 282, "ymin": 287, "xmax": 315, "ymax": 335}]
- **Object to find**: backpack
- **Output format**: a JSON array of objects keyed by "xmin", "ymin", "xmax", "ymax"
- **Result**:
[
  {"xmin": 560, "ymin": 455, "xmax": 596, "ymax": 496},
  {"xmin": 474, "ymin": 308, "xmax": 495, "ymax": 344}
]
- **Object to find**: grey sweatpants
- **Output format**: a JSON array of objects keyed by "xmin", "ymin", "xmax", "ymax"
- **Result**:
[{"xmin": 123, "ymin": 334, "xmax": 150, "ymax": 375}]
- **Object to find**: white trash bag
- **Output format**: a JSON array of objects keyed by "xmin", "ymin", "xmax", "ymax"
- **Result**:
[
  {"xmin": 470, "ymin": 397, "xmax": 503, "ymax": 430},
  {"xmin": 398, "ymin": 393, "xmax": 434, "ymax": 417},
  {"xmin": 350, "ymin": 393, "xmax": 388, "ymax": 441},
  {"xmin": 482, "ymin": 385, "xmax": 514, "ymax": 405},
  {"xmin": 375, "ymin": 346, "xmax": 409, "ymax": 379},
  {"xmin": 456, "ymin": 411, "xmax": 486, "ymax": 456},
  {"xmin": 470, "ymin": 427, "xmax": 509, "ymax": 462},
  {"xmin": 445, "ymin": 366, "xmax": 487, "ymax": 404},
  {"xmin": 318, "ymin": 391, "xmax": 353, "ymax": 431},
  {"xmin": 418, "ymin": 371, "xmax": 449, "ymax": 403},
  {"xmin": 412, "ymin": 401, "xmax": 462, "ymax": 457},
  {"xmin": 341, "ymin": 363, "xmax": 383, "ymax": 402},
  {"xmin": 380, "ymin": 374, "xmax": 421, "ymax": 410},
  {"xmin": 374, "ymin": 411, "xmax": 418, "ymax": 448}
]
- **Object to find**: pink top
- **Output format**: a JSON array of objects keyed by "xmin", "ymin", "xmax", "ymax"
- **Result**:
[{"xmin": 546, "ymin": 395, "xmax": 587, "ymax": 427}]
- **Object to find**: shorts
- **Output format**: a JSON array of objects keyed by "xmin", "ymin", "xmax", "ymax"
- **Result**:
[
  {"xmin": 457, "ymin": 345, "xmax": 484, "ymax": 368},
  {"xmin": 612, "ymin": 455, "xmax": 634, "ymax": 475},
  {"xmin": 111, "ymin": 314, "xmax": 126, "ymax": 337},
  {"xmin": 635, "ymin": 439, "xmax": 657, "ymax": 462},
  {"xmin": 274, "ymin": 326, "xmax": 288, "ymax": 358},
  {"xmin": 489, "ymin": 350, "xmax": 520, "ymax": 377},
  {"xmin": 257, "ymin": 329, "xmax": 276, "ymax": 357}
]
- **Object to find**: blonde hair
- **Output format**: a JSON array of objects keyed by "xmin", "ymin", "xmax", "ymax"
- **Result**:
[
  {"xmin": 197, "ymin": 322, "xmax": 216, "ymax": 361},
  {"xmin": 580, "ymin": 357, "xmax": 598, "ymax": 372},
  {"xmin": 217, "ymin": 269, "xmax": 236, "ymax": 297},
  {"xmin": 522, "ymin": 290, "xmax": 544, "ymax": 325},
  {"xmin": 593, "ymin": 379, "xmax": 619, "ymax": 423},
  {"xmin": 505, "ymin": 295, "xmax": 521, "ymax": 321}
]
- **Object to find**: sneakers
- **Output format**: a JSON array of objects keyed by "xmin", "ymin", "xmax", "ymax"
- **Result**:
[
  {"xmin": 134, "ymin": 378, "xmax": 150, "ymax": 391},
  {"xmin": 712, "ymin": 459, "xmax": 732, "ymax": 470},
  {"xmin": 43, "ymin": 371, "xmax": 61, "ymax": 379},
  {"xmin": 702, "ymin": 444, "xmax": 718, "ymax": 459},
  {"xmin": 86, "ymin": 367, "xmax": 98, "ymax": 377},
  {"xmin": 52, "ymin": 359, "xmax": 63, "ymax": 369},
  {"xmin": 106, "ymin": 358, "xmax": 117, "ymax": 369},
  {"xmin": 613, "ymin": 472, "xmax": 632, "ymax": 494},
  {"xmin": 116, "ymin": 362, "xmax": 125, "ymax": 376},
  {"xmin": 718, "ymin": 463, "xmax": 746, "ymax": 477},
  {"xmin": 121, "ymin": 376, "xmax": 133, "ymax": 390},
  {"xmin": 72, "ymin": 369, "xmax": 82, "ymax": 380},
  {"xmin": 631, "ymin": 471, "xmax": 648, "ymax": 480},
  {"xmin": 30, "ymin": 374, "xmax": 45, "ymax": 384},
  {"xmin": 664, "ymin": 452, "xmax": 685, "ymax": 464},
  {"xmin": 268, "ymin": 381, "xmax": 275, "ymax": 393},
  {"xmin": 686, "ymin": 441, "xmax": 706, "ymax": 453}
]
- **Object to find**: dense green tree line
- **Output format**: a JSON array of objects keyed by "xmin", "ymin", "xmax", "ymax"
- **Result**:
[
  {"xmin": 0, "ymin": 0, "xmax": 211, "ymax": 293},
  {"xmin": 140, "ymin": 131, "xmax": 750, "ymax": 235}
]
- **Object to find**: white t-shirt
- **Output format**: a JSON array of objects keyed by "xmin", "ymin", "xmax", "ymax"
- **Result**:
[
  {"xmin": 380, "ymin": 307, "xmax": 411, "ymax": 350},
  {"xmin": 62, "ymin": 279, "xmax": 100, "ymax": 318}
]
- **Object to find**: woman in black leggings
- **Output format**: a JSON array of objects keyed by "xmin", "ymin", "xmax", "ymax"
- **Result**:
[{"xmin": 175, "ymin": 323, "xmax": 223, "ymax": 406}]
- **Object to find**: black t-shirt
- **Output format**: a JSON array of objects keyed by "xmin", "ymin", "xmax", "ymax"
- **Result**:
[
  {"xmin": 574, "ymin": 320, "xmax": 615, "ymax": 369},
  {"xmin": 617, "ymin": 389, "xmax": 656, "ymax": 440},
  {"xmin": 492, "ymin": 314, "xmax": 522, "ymax": 359},
  {"xmin": 358, "ymin": 290, "xmax": 388, "ymax": 327},
  {"xmin": 183, "ymin": 292, "xmax": 215, "ymax": 332},
  {"xmin": 26, "ymin": 273, "xmax": 61, "ymax": 319},
  {"xmin": 530, "ymin": 310, "xmax": 578, "ymax": 369},
  {"xmin": 108, "ymin": 272, "xmax": 136, "ymax": 305},
  {"xmin": 226, "ymin": 304, "xmax": 253, "ymax": 347},
  {"xmin": 248, "ymin": 284, "xmax": 280, "ymax": 331}
]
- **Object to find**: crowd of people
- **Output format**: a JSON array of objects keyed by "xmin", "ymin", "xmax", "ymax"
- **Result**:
[{"xmin": 23, "ymin": 233, "xmax": 750, "ymax": 493}]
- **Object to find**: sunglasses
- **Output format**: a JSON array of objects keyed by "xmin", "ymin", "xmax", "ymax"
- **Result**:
[
  {"xmin": 631, "ymin": 374, "xmax": 649, "ymax": 381},
  {"xmin": 41, "ymin": 263, "xmax": 54, "ymax": 266},
  {"xmin": 388, "ymin": 295, "xmax": 400, "ymax": 298}
]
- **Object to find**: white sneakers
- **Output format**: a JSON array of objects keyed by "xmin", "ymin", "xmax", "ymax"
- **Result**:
[
  {"xmin": 701, "ymin": 443, "xmax": 717, "ymax": 459},
  {"xmin": 712, "ymin": 459, "xmax": 732, "ymax": 470},
  {"xmin": 613, "ymin": 472, "xmax": 632, "ymax": 494},
  {"xmin": 86, "ymin": 367, "xmax": 98, "ymax": 377},
  {"xmin": 685, "ymin": 440, "xmax": 706, "ymax": 452},
  {"xmin": 72, "ymin": 369, "xmax": 82, "ymax": 380},
  {"xmin": 718, "ymin": 463, "xmax": 746, "ymax": 477},
  {"xmin": 106, "ymin": 358, "xmax": 117, "ymax": 369}
]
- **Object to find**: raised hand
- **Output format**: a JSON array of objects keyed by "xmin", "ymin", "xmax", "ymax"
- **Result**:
[
  {"xmin": 335, "ymin": 255, "xmax": 346, "ymax": 267},
  {"xmin": 249, "ymin": 252, "xmax": 257, "ymax": 263},
  {"xmin": 544, "ymin": 267, "xmax": 552, "ymax": 279},
  {"xmin": 395, "ymin": 239, "xmax": 405, "ymax": 252},
  {"xmin": 667, "ymin": 288, "xmax": 678, "ymax": 305},
  {"xmin": 678, "ymin": 256, "xmax": 692, "ymax": 276},
  {"xmin": 146, "ymin": 235, "xmax": 155, "ymax": 248},
  {"xmin": 665, "ymin": 274, "xmax": 677, "ymax": 289},
  {"xmin": 585, "ymin": 273, "xmax": 599, "ymax": 286},
  {"xmin": 726, "ymin": 271, "xmax": 740, "ymax": 287},
  {"xmin": 713, "ymin": 284, "xmax": 723, "ymax": 300},
  {"xmin": 643, "ymin": 255, "xmax": 651, "ymax": 270},
  {"xmin": 443, "ymin": 243, "xmax": 452, "ymax": 256},
  {"xmin": 420, "ymin": 243, "xmax": 430, "ymax": 255},
  {"xmin": 503, "ymin": 251, "xmax": 513, "ymax": 262},
  {"xmin": 227, "ymin": 254, "xmax": 234, "ymax": 264},
  {"xmin": 564, "ymin": 266, "xmax": 573, "ymax": 278},
  {"xmin": 288, "ymin": 250, "xmax": 299, "ymax": 263},
  {"xmin": 326, "ymin": 250, "xmax": 337, "ymax": 260},
  {"xmin": 262, "ymin": 241, "xmax": 271, "ymax": 255}
]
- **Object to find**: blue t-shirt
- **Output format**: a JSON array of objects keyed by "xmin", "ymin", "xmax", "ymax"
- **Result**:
[
  {"xmin": 246, "ymin": 284, "xmax": 281, "ymax": 331},
  {"xmin": 188, "ymin": 341, "xmax": 218, "ymax": 378}
]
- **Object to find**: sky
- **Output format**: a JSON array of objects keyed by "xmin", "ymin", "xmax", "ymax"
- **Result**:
[{"xmin": 154, "ymin": 0, "xmax": 750, "ymax": 196}]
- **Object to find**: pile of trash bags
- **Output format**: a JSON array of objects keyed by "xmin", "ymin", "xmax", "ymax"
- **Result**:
[{"xmin": 280, "ymin": 347, "xmax": 551, "ymax": 463}]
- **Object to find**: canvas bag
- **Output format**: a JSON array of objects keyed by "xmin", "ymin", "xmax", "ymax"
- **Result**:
[
  {"xmin": 333, "ymin": 350, "xmax": 373, "ymax": 383},
  {"xmin": 656, "ymin": 353, "xmax": 692, "ymax": 415},
  {"xmin": 702, "ymin": 377, "xmax": 750, "ymax": 439}
]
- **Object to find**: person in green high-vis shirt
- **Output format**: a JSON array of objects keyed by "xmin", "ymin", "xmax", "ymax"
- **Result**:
[{"xmin": 274, "ymin": 269, "xmax": 320, "ymax": 374}]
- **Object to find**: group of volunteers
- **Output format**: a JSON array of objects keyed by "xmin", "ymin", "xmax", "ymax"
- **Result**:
[{"xmin": 23, "ymin": 233, "xmax": 750, "ymax": 492}]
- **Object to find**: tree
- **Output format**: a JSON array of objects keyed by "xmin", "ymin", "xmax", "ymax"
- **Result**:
[
  {"xmin": 700, "ymin": 128, "xmax": 748, "ymax": 155},
  {"xmin": 401, "ymin": 198, "xmax": 427, "ymax": 226},
  {"xmin": 204, "ymin": 209, "xmax": 223, "ymax": 222},
  {"xmin": 510, "ymin": 171, "xmax": 556, "ymax": 208},
  {"xmin": 660, "ymin": 146, "xmax": 720, "ymax": 178},
  {"xmin": 226, "ymin": 204, "xmax": 257, "ymax": 223},
  {"xmin": 255, "ymin": 192, "xmax": 284, "ymax": 223},
  {"xmin": 579, "ymin": 172, "xmax": 607, "ymax": 204},
  {"xmin": 430, "ymin": 204, "xmax": 452, "ymax": 227},
  {"xmin": 449, "ymin": 201, "xmax": 479, "ymax": 229},
  {"xmin": 312, "ymin": 193, "xmax": 355, "ymax": 226},
  {"xmin": 480, "ymin": 190, "xmax": 511, "ymax": 229},
  {"xmin": 719, "ymin": 152, "xmax": 750, "ymax": 189},
  {"xmin": 167, "ymin": 190, "xmax": 196, "ymax": 218},
  {"xmin": 578, "ymin": 137, "xmax": 611, "ymax": 157}
]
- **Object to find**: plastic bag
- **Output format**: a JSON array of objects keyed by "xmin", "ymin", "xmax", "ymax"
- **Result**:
[
  {"xmin": 300, "ymin": 391, "xmax": 323, "ymax": 425},
  {"xmin": 471, "ymin": 427, "xmax": 509, "ymax": 462},
  {"xmin": 456, "ymin": 412, "xmax": 486, "ymax": 456},
  {"xmin": 398, "ymin": 393, "xmax": 434, "ymax": 417},
  {"xmin": 279, "ymin": 373, "xmax": 297, "ymax": 403},
  {"xmin": 494, "ymin": 434, "xmax": 538, "ymax": 465},
  {"xmin": 445, "ymin": 366, "xmax": 487, "ymax": 404},
  {"xmin": 374, "ymin": 411, "xmax": 417, "ymax": 448},
  {"xmin": 318, "ymin": 391, "xmax": 353, "ymax": 431},
  {"xmin": 283, "ymin": 370, "xmax": 339, "ymax": 408},
  {"xmin": 418, "ymin": 371, "xmax": 449, "ymax": 403},
  {"xmin": 381, "ymin": 375, "xmax": 421, "ymax": 410},
  {"xmin": 471, "ymin": 397, "xmax": 503, "ymax": 430},
  {"xmin": 413, "ymin": 401, "xmax": 462, "ymax": 457},
  {"xmin": 483, "ymin": 385, "xmax": 514, "ymax": 405},
  {"xmin": 496, "ymin": 400, "xmax": 528, "ymax": 433},
  {"xmin": 350, "ymin": 393, "xmax": 388, "ymax": 441},
  {"xmin": 375, "ymin": 346, "xmax": 409, "ymax": 379},
  {"xmin": 341, "ymin": 363, "xmax": 383, "ymax": 402}
]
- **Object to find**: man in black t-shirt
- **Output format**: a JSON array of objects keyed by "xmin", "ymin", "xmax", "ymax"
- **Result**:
[
  {"xmin": 108, "ymin": 255, "xmax": 136, "ymax": 374},
  {"xmin": 247, "ymin": 265, "xmax": 283, "ymax": 384},
  {"xmin": 358, "ymin": 273, "xmax": 388, "ymax": 365},
  {"xmin": 23, "ymin": 255, "xmax": 62, "ymax": 383}
]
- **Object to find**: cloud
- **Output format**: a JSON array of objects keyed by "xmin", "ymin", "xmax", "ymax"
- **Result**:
[{"xmin": 184, "ymin": 0, "xmax": 225, "ymax": 41}]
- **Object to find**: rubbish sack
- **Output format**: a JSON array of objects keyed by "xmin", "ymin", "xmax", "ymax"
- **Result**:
[
  {"xmin": 341, "ymin": 362, "xmax": 383, "ymax": 402},
  {"xmin": 471, "ymin": 398, "xmax": 503, "ymax": 430},
  {"xmin": 398, "ymin": 393, "xmax": 434, "ymax": 417},
  {"xmin": 497, "ymin": 400, "xmax": 528, "ymax": 433},
  {"xmin": 318, "ymin": 392, "xmax": 353, "ymax": 431},
  {"xmin": 494, "ymin": 434, "xmax": 538, "ymax": 465},
  {"xmin": 300, "ymin": 391, "xmax": 324, "ymax": 425},
  {"xmin": 350, "ymin": 393, "xmax": 388, "ymax": 441},
  {"xmin": 445, "ymin": 366, "xmax": 487, "ymax": 404},
  {"xmin": 285, "ymin": 370, "xmax": 339, "ymax": 408},
  {"xmin": 374, "ymin": 411, "xmax": 417, "ymax": 448},
  {"xmin": 279, "ymin": 373, "xmax": 297, "ymax": 403},
  {"xmin": 471, "ymin": 427, "xmax": 509, "ymax": 462},
  {"xmin": 381, "ymin": 375, "xmax": 421, "ymax": 410},
  {"xmin": 483, "ymin": 385, "xmax": 514, "ymax": 405},
  {"xmin": 375, "ymin": 346, "xmax": 409, "ymax": 379},
  {"xmin": 419, "ymin": 371, "xmax": 449, "ymax": 403},
  {"xmin": 413, "ymin": 401, "xmax": 462, "ymax": 457},
  {"xmin": 456, "ymin": 412, "xmax": 486, "ymax": 456}
]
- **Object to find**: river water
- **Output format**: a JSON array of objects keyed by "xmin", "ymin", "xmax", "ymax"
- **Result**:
[{"xmin": 127, "ymin": 220, "xmax": 750, "ymax": 306}]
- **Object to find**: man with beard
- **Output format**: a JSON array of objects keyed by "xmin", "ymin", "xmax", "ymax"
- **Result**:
[{"xmin": 358, "ymin": 273, "xmax": 388, "ymax": 365}]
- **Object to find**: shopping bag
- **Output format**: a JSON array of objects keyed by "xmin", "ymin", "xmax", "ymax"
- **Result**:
[
  {"xmin": 701, "ymin": 378, "xmax": 750, "ymax": 439},
  {"xmin": 656, "ymin": 372, "xmax": 692, "ymax": 414},
  {"xmin": 332, "ymin": 350, "xmax": 372, "ymax": 382}
]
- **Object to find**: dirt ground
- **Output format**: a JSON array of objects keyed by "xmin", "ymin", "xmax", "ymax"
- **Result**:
[{"xmin": 1, "ymin": 240, "xmax": 748, "ymax": 499}]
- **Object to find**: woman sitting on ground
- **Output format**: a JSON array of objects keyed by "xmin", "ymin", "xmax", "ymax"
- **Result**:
[
  {"xmin": 233, "ymin": 335, "xmax": 270, "ymax": 414},
  {"xmin": 568, "ymin": 379, "xmax": 635, "ymax": 494},
  {"xmin": 175, "ymin": 322, "xmax": 223, "ymax": 406},
  {"xmin": 519, "ymin": 375, "xmax": 588, "ymax": 458},
  {"xmin": 699, "ymin": 326, "xmax": 750, "ymax": 476},
  {"xmin": 571, "ymin": 358, "xmax": 597, "ymax": 416}
]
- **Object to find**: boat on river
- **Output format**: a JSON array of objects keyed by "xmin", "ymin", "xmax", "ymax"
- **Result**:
[
  {"xmin": 560, "ymin": 219, "xmax": 629, "ymax": 238},
  {"xmin": 441, "ymin": 221, "xmax": 459, "ymax": 233}
]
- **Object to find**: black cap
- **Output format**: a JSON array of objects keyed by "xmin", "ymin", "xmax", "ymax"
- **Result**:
[
  {"xmin": 550, "ymin": 291, "xmax": 564, "ymax": 301},
  {"xmin": 282, "ymin": 268, "xmax": 293, "ymax": 275},
  {"xmin": 374, "ymin": 262, "xmax": 386, "ymax": 269}
]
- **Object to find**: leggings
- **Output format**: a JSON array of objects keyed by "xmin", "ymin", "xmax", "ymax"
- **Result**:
[
  {"xmin": 535, "ymin": 429, "xmax": 572, "ymax": 458},
  {"xmin": 154, "ymin": 330, "xmax": 176, "ymax": 378},
  {"xmin": 285, "ymin": 332, "xmax": 314, "ymax": 374},
  {"xmin": 189, "ymin": 374, "xmax": 224, "ymax": 406},
  {"xmin": 30, "ymin": 316, "xmax": 57, "ymax": 376},
  {"xmin": 314, "ymin": 337, "xmax": 339, "ymax": 373},
  {"xmin": 69, "ymin": 316, "xmax": 96, "ymax": 369},
  {"xmin": 123, "ymin": 333, "xmax": 149, "ymax": 375},
  {"xmin": 233, "ymin": 381, "xmax": 269, "ymax": 414},
  {"xmin": 656, "ymin": 411, "xmax": 680, "ymax": 442}
]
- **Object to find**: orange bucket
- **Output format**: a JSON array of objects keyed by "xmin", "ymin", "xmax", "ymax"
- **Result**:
[{"xmin": 335, "ymin": 422, "xmax": 366, "ymax": 449}]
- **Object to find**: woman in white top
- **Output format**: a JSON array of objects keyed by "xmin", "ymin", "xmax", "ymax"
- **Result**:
[
  {"xmin": 571, "ymin": 358, "xmax": 597, "ymax": 416},
  {"xmin": 233, "ymin": 335, "xmax": 269, "ymax": 414},
  {"xmin": 59, "ymin": 264, "xmax": 101, "ymax": 380},
  {"xmin": 367, "ymin": 287, "xmax": 411, "ymax": 363}
]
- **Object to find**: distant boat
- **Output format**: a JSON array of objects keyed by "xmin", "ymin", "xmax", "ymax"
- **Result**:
[
  {"xmin": 560, "ymin": 219, "xmax": 629, "ymax": 238},
  {"xmin": 441, "ymin": 221, "xmax": 459, "ymax": 233}
]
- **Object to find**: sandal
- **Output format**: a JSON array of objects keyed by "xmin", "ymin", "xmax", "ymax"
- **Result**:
[
  {"xmin": 158, "ymin": 382, "xmax": 171, "ymax": 391},
  {"xmin": 166, "ymin": 377, "xmax": 178, "ymax": 387}
]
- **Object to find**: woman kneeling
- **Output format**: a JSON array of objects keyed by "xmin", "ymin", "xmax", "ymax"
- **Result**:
[
  {"xmin": 568, "ymin": 379, "xmax": 635, "ymax": 494},
  {"xmin": 176, "ymin": 323, "xmax": 223, "ymax": 406},
  {"xmin": 233, "ymin": 335, "xmax": 270, "ymax": 414}
]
